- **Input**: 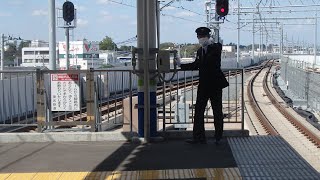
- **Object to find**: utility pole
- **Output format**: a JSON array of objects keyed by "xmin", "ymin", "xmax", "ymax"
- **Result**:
[
  {"xmin": 237, "ymin": 0, "xmax": 240, "ymax": 68},
  {"xmin": 65, "ymin": 0, "xmax": 70, "ymax": 70},
  {"xmin": 313, "ymin": 13, "xmax": 317, "ymax": 69},
  {"xmin": 49, "ymin": 0, "xmax": 57, "ymax": 70},
  {"xmin": 1, "ymin": 34, "xmax": 4, "ymax": 80},
  {"xmin": 259, "ymin": 25, "xmax": 261, "ymax": 59},
  {"xmin": 252, "ymin": 14, "xmax": 255, "ymax": 62},
  {"xmin": 137, "ymin": 0, "xmax": 157, "ymax": 142}
]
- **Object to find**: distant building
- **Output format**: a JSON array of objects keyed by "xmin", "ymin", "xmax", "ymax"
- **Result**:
[
  {"xmin": 222, "ymin": 45, "xmax": 236, "ymax": 52},
  {"xmin": 99, "ymin": 50, "xmax": 117, "ymax": 64},
  {"xmin": 21, "ymin": 40, "xmax": 57, "ymax": 67},
  {"xmin": 21, "ymin": 39, "xmax": 105, "ymax": 69},
  {"xmin": 58, "ymin": 40, "xmax": 104, "ymax": 69}
]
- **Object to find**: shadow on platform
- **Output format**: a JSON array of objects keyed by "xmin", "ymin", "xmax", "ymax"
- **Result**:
[
  {"xmin": 0, "ymin": 134, "xmax": 236, "ymax": 173},
  {"xmin": 91, "ymin": 138, "xmax": 236, "ymax": 172}
]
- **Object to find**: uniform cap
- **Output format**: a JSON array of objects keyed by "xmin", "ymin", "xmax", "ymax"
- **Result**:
[{"xmin": 195, "ymin": 27, "xmax": 211, "ymax": 36}]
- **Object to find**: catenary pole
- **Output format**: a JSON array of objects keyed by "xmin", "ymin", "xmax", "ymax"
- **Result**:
[{"xmin": 48, "ymin": 0, "xmax": 57, "ymax": 70}]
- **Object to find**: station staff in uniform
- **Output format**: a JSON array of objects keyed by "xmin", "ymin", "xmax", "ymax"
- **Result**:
[{"xmin": 179, "ymin": 27, "xmax": 229, "ymax": 144}]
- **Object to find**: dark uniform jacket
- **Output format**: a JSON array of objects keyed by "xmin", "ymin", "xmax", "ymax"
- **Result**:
[{"xmin": 180, "ymin": 43, "xmax": 229, "ymax": 92}]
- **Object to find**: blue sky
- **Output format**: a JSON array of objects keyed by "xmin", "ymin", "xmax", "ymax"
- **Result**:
[{"xmin": 0, "ymin": 0, "xmax": 318, "ymax": 46}]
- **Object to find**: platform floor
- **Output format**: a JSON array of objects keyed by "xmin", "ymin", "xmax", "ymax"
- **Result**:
[{"xmin": 0, "ymin": 136, "xmax": 319, "ymax": 179}]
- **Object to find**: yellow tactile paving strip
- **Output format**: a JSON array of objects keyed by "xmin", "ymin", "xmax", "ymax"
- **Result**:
[{"xmin": 0, "ymin": 168, "xmax": 241, "ymax": 179}]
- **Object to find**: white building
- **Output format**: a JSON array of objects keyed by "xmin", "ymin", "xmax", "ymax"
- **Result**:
[
  {"xmin": 21, "ymin": 40, "xmax": 57, "ymax": 67},
  {"xmin": 58, "ymin": 40, "xmax": 104, "ymax": 69},
  {"xmin": 222, "ymin": 45, "xmax": 236, "ymax": 52},
  {"xmin": 21, "ymin": 40, "xmax": 104, "ymax": 69},
  {"xmin": 99, "ymin": 50, "xmax": 117, "ymax": 64}
]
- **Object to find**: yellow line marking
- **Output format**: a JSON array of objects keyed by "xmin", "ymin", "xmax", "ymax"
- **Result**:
[
  {"xmin": 230, "ymin": 168, "xmax": 241, "ymax": 179},
  {"xmin": 59, "ymin": 172, "xmax": 87, "ymax": 180},
  {"xmin": 6, "ymin": 173, "xmax": 36, "ymax": 180},
  {"xmin": 85, "ymin": 171, "xmax": 101, "ymax": 179},
  {"xmin": 152, "ymin": 170, "xmax": 159, "ymax": 179},
  {"xmin": 195, "ymin": 168, "xmax": 206, "ymax": 178},
  {"xmin": 206, "ymin": 168, "xmax": 213, "ymax": 178},
  {"xmin": 0, "ymin": 173, "xmax": 11, "ymax": 180},
  {"xmin": 106, "ymin": 171, "xmax": 121, "ymax": 180},
  {"xmin": 183, "ymin": 169, "xmax": 192, "ymax": 178},
  {"xmin": 173, "ymin": 169, "xmax": 180, "ymax": 179},
  {"xmin": 167, "ymin": 169, "xmax": 174, "ymax": 179},
  {"xmin": 212, "ymin": 168, "xmax": 224, "ymax": 180},
  {"xmin": 32, "ymin": 172, "xmax": 62, "ymax": 180},
  {"xmin": 0, "ymin": 168, "xmax": 242, "ymax": 179}
]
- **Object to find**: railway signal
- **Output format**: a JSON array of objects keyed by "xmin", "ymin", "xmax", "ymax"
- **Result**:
[
  {"xmin": 216, "ymin": 0, "xmax": 229, "ymax": 17},
  {"xmin": 63, "ymin": 1, "xmax": 75, "ymax": 23}
]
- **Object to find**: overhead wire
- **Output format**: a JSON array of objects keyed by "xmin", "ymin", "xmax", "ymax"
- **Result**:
[
  {"xmin": 159, "ymin": 3, "xmax": 206, "ymax": 17},
  {"xmin": 161, "ymin": 13, "xmax": 205, "ymax": 24},
  {"xmin": 104, "ymin": 0, "xmax": 135, "ymax": 8}
]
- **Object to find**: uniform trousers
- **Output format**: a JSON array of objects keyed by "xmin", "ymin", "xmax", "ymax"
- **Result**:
[{"xmin": 193, "ymin": 88, "xmax": 223, "ymax": 141}]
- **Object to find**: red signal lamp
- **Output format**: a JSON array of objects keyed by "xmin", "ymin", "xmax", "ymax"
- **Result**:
[{"xmin": 220, "ymin": 8, "xmax": 225, "ymax": 13}]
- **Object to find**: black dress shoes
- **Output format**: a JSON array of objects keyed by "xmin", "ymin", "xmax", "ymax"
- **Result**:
[{"xmin": 185, "ymin": 138, "xmax": 207, "ymax": 144}]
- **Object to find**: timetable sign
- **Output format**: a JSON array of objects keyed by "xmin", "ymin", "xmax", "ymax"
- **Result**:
[{"xmin": 51, "ymin": 73, "xmax": 80, "ymax": 111}]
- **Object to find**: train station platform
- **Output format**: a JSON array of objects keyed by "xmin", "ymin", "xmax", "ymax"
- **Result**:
[{"xmin": 0, "ymin": 136, "xmax": 319, "ymax": 179}]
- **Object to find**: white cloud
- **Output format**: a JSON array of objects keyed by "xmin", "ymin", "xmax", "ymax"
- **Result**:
[
  {"xmin": 75, "ymin": 5, "xmax": 87, "ymax": 12},
  {"xmin": 77, "ymin": 19, "xmax": 89, "ymax": 26},
  {"xmin": 175, "ymin": 11, "xmax": 196, "ymax": 17},
  {"xmin": 119, "ymin": 15, "xmax": 130, "ymax": 20},
  {"xmin": 130, "ymin": 21, "xmax": 137, "ymax": 26},
  {"xmin": 8, "ymin": 0, "xmax": 23, "ymax": 6},
  {"xmin": 0, "ymin": 12, "xmax": 12, "ymax": 17},
  {"xmin": 163, "ymin": 6, "xmax": 176, "ymax": 11},
  {"xmin": 97, "ymin": 0, "xmax": 111, "ymax": 5},
  {"xmin": 32, "ymin": 9, "xmax": 48, "ymax": 16},
  {"xmin": 100, "ymin": 11, "xmax": 113, "ymax": 21}
]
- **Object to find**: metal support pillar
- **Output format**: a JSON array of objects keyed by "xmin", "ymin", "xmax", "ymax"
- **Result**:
[
  {"xmin": 143, "ymin": 0, "xmax": 150, "ymax": 141},
  {"xmin": 262, "ymin": 28, "xmax": 264, "ymax": 58},
  {"xmin": 1, "ymin": 34, "xmax": 4, "ymax": 80},
  {"xmin": 214, "ymin": 13, "xmax": 219, "ymax": 43},
  {"xmin": 48, "ymin": 0, "xmax": 56, "ymax": 70},
  {"xmin": 66, "ymin": 28, "xmax": 70, "ymax": 70},
  {"xmin": 36, "ymin": 69, "xmax": 45, "ymax": 132},
  {"xmin": 280, "ymin": 24, "xmax": 283, "ymax": 59},
  {"xmin": 314, "ymin": 14, "xmax": 317, "ymax": 69},
  {"xmin": 259, "ymin": 25, "xmax": 261, "ymax": 59},
  {"xmin": 86, "ymin": 69, "xmax": 95, "ymax": 132},
  {"xmin": 237, "ymin": 0, "xmax": 240, "ymax": 68},
  {"xmin": 252, "ymin": 15, "xmax": 255, "ymax": 64},
  {"xmin": 137, "ymin": 0, "xmax": 157, "ymax": 141}
]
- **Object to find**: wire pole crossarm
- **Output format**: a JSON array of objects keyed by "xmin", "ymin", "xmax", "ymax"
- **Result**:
[
  {"xmin": 234, "ymin": 4, "xmax": 320, "ymax": 10},
  {"xmin": 239, "ymin": 9, "xmax": 320, "ymax": 14},
  {"xmin": 241, "ymin": 17, "xmax": 320, "ymax": 21}
]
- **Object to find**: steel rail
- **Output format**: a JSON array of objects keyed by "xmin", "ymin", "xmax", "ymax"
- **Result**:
[
  {"xmin": 263, "ymin": 63, "xmax": 320, "ymax": 148},
  {"xmin": 247, "ymin": 60, "xmax": 279, "ymax": 135}
]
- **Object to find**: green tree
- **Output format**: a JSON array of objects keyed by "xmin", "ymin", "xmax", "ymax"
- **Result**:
[
  {"xmin": 17, "ymin": 40, "xmax": 31, "ymax": 58},
  {"xmin": 4, "ymin": 43, "xmax": 17, "ymax": 61},
  {"xmin": 119, "ymin": 45, "xmax": 132, "ymax": 52},
  {"xmin": 99, "ymin": 36, "xmax": 117, "ymax": 50},
  {"xmin": 181, "ymin": 44, "xmax": 200, "ymax": 58},
  {"xmin": 160, "ymin": 42, "xmax": 175, "ymax": 50}
]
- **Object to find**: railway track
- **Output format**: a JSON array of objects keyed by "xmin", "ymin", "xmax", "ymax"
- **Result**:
[{"xmin": 246, "ymin": 59, "xmax": 320, "ymax": 171}]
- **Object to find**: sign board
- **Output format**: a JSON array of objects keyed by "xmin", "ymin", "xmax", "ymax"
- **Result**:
[
  {"xmin": 58, "ymin": 40, "xmax": 99, "ymax": 55},
  {"xmin": 51, "ymin": 73, "xmax": 80, "ymax": 111}
]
